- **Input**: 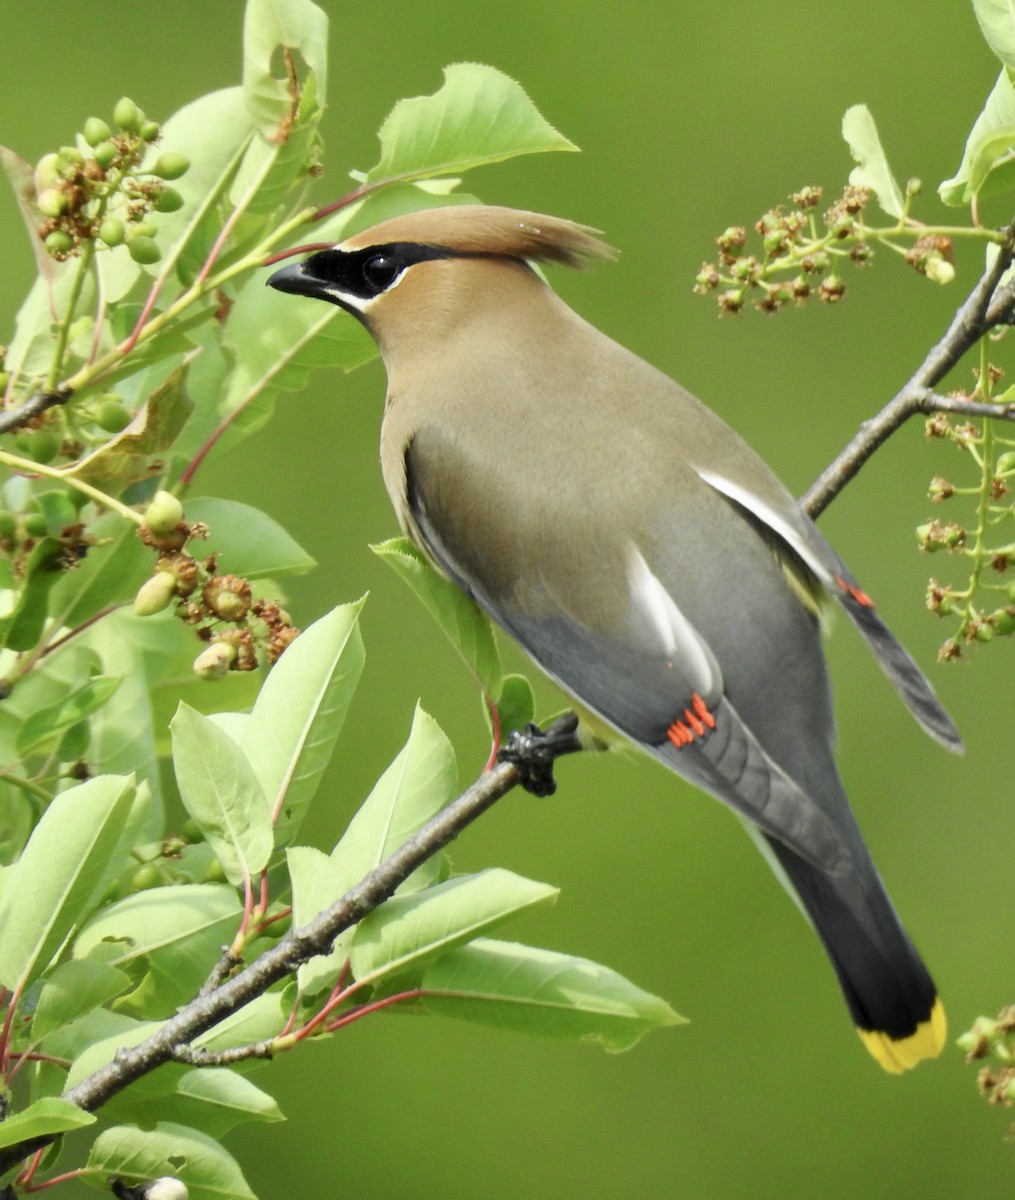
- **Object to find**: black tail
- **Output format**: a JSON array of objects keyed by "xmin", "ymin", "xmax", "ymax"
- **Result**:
[{"xmin": 763, "ymin": 831, "xmax": 945, "ymax": 1072}]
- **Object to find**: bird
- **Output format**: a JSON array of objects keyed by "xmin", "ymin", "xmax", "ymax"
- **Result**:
[{"xmin": 268, "ymin": 204, "xmax": 961, "ymax": 1072}]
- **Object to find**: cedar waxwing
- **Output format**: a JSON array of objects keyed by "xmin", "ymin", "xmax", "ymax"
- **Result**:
[{"xmin": 268, "ymin": 205, "xmax": 961, "ymax": 1072}]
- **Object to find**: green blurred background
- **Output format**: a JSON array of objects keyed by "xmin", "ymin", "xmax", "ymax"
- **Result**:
[{"xmin": 3, "ymin": 2, "xmax": 1013, "ymax": 1196}]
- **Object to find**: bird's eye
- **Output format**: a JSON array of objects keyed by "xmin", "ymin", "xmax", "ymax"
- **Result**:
[{"xmin": 361, "ymin": 254, "xmax": 400, "ymax": 293}]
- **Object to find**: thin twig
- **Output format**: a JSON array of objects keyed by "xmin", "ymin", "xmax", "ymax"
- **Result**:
[
  {"xmin": 802, "ymin": 220, "xmax": 1015, "ymax": 519},
  {"xmin": 0, "ymin": 389, "xmax": 71, "ymax": 436}
]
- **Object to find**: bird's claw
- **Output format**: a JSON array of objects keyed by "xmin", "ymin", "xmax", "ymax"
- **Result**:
[{"xmin": 497, "ymin": 713, "xmax": 581, "ymax": 797}]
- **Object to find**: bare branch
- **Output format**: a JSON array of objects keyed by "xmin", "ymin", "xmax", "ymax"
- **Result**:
[
  {"xmin": 802, "ymin": 221, "xmax": 1015, "ymax": 519},
  {"xmin": 0, "ymin": 388, "xmax": 71, "ymax": 436}
]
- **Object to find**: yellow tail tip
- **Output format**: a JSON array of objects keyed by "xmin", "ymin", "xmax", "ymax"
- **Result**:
[{"xmin": 857, "ymin": 998, "xmax": 947, "ymax": 1073}]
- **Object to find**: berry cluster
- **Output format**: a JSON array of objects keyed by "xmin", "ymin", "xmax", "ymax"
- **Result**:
[
  {"xmin": 919, "ymin": 391, "xmax": 1015, "ymax": 659},
  {"xmin": 958, "ymin": 1007, "xmax": 1015, "ymax": 1138},
  {"xmin": 694, "ymin": 182, "xmax": 954, "ymax": 314},
  {"xmin": 133, "ymin": 492, "xmax": 299, "ymax": 677},
  {"xmin": 34, "ymin": 96, "xmax": 189, "ymax": 264}
]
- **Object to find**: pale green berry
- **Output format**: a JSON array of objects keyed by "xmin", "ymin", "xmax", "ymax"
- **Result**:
[
  {"xmin": 133, "ymin": 571, "xmax": 177, "ymax": 616},
  {"xmin": 149, "ymin": 152, "xmax": 190, "ymax": 181},
  {"xmin": 153, "ymin": 186, "xmax": 184, "ymax": 213},
  {"xmin": 36, "ymin": 187, "xmax": 67, "ymax": 218},
  {"xmin": 82, "ymin": 116, "xmax": 111, "ymax": 147},
  {"xmin": 143, "ymin": 489, "xmax": 184, "ymax": 534},
  {"xmin": 44, "ymin": 230, "xmax": 73, "ymax": 256},
  {"xmin": 127, "ymin": 235, "xmax": 161, "ymax": 264},
  {"xmin": 93, "ymin": 141, "xmax": 119, "ymax": 169},
  {"xmin": 193, "ymin": 641, "xmax": 237, "ymax": 680},
  {"xmin": 95, "ymin": 396, "xmax": 132, "ymax": 431},
  {"xmin": 140, "ymin": 119, "xmax": 161, "ymax": 142},
  {"xmin": 33, "ymin": 152, "xmax": 60, "ymax": 192},
  {"xmin": 98, "ymin": 217, "xmax": 125, "ymax": 247},
  {"xmin": 113, "ymin": 96, "xmax": 141, "ymax": 131}
]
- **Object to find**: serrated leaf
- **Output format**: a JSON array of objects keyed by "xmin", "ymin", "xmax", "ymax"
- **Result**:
[
  {"xmin": 16, "ymin": 674, "xmax": 121, "ymax": 758},
  {"xmin": 87, "ymin": 1122, "xmax": 256, "ymax": 1200},
  {"xmin": 185, "ymin": 497, "xmax": 316, "ymax": 579},
  {"xmin": 0, "ymin": 774, "xmax": 134, "ymax": 990},
  {"xmin": 842, "ymin": 104, "xmax": 904, "ymax": 218},
  {"xmin": 170, "ymin": 704, "xmax": 273, "ymax": 886},
  {"xmin": 351, "ymin": 869, "xmax": 558, "ymax": 987},
  {"xmin": 0, "ymin": 1097, "xmax": 95, "ymax": 1150},
  {"xmin": 243, "ymin": 0, "xmax": 329, "ymax": 136},
  {"xmin": 64, "ymin": 362, "xmax": 195, "ymax": 491},
  {"xmin": 243, "ymin": 601, "xmax": 365, "ymax": 846},
  {"xmin": 420, "ymin": 938, "xmax": 684, "ymax": 1052},
  {"xmin": 974, "ymin": 0, "xmax": 1015, "ymax": 70},
  {"xmin": 940, "ymin": 69, "xmax": 1015, "ymax": 204},
  {"xmin": 363, "ymin": 63, "xmax": 577, "ymax": 184},
  {"xmin": 31, "ymin": 959, "xmax": 132, "ymax": 1041},
  {"xmin": 372, "ymin": 536, "xmax": 501, "ymax": 694}
]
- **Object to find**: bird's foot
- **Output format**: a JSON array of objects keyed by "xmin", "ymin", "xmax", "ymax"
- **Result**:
[{"xmin": 497, "ymin": 713, "xmax": 581, "ymax": 797}]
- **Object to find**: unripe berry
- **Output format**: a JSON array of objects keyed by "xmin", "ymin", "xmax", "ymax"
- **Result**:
[
  {"xmin": 95, "ymin": 396, "xmax": 132, "ymax": 431},
  {"xmin": 995, "ymin": 451, "xmax": 1015, "ymax": 475},
  {"xmin": 22, "ymin": 512, "xmax": 48, "ymax": 539},
  {"xmin": 37, "ymin": 188, "xmax": 67, "ymax": 218},
  {"xmin": 44, "ymin": 230, "xmax": 74, "ymax": 256},
  {"xmin": 16, "ymin": 429, "xmax": 59, "ymax": 464},
  {"xmin": 113, "ymin": 96, "xmax": 141, "ymax": 131},
  {"xmin": 153, "ymin": 186, "xmax": 184, "ymax": 213},
  {"xmin": 83, "ymin": 116, "xmax": 111, "ymax": 147},
  {"xmin": 140, "ymin": 119, "xmax": 161, "ymax": 142},
  {"xmin": 149, "ymin": 153, "xmax": 190, "ymax": 181},
  {"xmin": 127, "ymin": 235, "xmax": 161, "ymax": 265},
  {"xmin": 193, "ymin": 641, "xmax": 237, "ymax": 680},
  {"xmin": 143, "ymin": 490, "xmax": 184, "ymax": 535},
  {"xmin": 0, "ymin": 512, "xmax": 16, "ymax": 542},
  {"xmin": 34, "ymin": 152, "xmax": 60, "ymax": 192},
  {"xmin": 992, "ymin": 608, "xmax": 1015, "ymax": 636},
  {"xmin": 133, "ymin": 571, "xmax": 177, "ymax": 617},
  {"xmin": 98, "ymin": 217, "xmax": 126, "ymax": 247},
  {"xmin": 93, "ymin": 141, "xmax": 119, "ymax": 169},
  {"xmin": 925, "ymin": 257, "xmax": 955, "ymax": 285}
]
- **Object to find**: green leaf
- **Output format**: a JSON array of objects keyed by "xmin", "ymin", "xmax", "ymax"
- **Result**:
[
  {"xmin": 16, "ymin": 675, "xmax": 121, "ymax": 758},
  {"xmin": 0, "ymin": 1097, "xmax": 95, "ymax": 1151},
  {"xmin": 363, "ymin": 63, "xmax": 578, "ymax": 185},
  {"xmin": 350, "ymin": 869, "xmax": 558, "ymax": 987},
  {"xmin": 492, "ymin": 673, "xmax": 536, "ymax": 740},
  {"xmin": 420, "ymin": 938, "xmax": 685, "ymax": 1052},
  {"xmin": 372, "ymin": 536, "xmax": 501, "ymax": 694},
  {"xmin": 31, "ymin": 959, "xmax": 132, "ymax": 1041},
  {"xmin": 841, "ymin": 104, "xmax": 904, "ymax": 218},
  {"xmin": 0, "ymin": 774, "xmax": 134, "ymax": 991},
  {"xmin": 185, "ymin": 497, "xmax": 316, "ymax": 579},
  {"xmin": 170, "ymin": 703, "xmax": 273, "ymax": 886},
  {"xmin": 0, "ymin": 536, "xmax": 64, "ymax": 651},
  {"xmin": 331, "ymin": 704, "xmax": 457, "ymax": 895},
  {"xmin": 73, "ymin": 883, "xmax": 242, "ymax": 1017},
  {"xmin": 243, "ymin": 601, "xmax": 365, "ymax": 846},
  {"xmin": 940, "ymin": 69, "xmax": 1015, "ymax": 204},
  {"xmin": 65, "ymin": 362, "xmax": 195, "ymax": 492},
  {"xmin": 243, "ymin": 0, "xmax": 329, "ymax": 136},
  {"xmin": 87, "ymin": 1122, "xmax": 256, "ymax": 1200},
  {"xmin": 974, "ymin": 0, "xmax": 1015, "ymax": 70},
  {"xmin": 293, "ymin": 706, "xmax": 457, "ymax": 994}
]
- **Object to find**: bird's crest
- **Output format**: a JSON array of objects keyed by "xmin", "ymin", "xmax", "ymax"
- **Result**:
[{"xmin": 340, "ymin": 205, "xmax": 616, "ymax": 269}]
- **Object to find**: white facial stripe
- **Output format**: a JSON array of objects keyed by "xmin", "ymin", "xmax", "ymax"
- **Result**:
[{"xmin": 626, "ymin": 545, "xmax": 720, "ymax": 695}]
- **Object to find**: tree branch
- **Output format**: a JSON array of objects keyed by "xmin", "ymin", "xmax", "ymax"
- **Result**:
[
  {"xmin": 0, "ymin": 388, "xmax": 71, "ymax": 436},
  {"xmin": 0, "ymin": 714, "xmax": 580, "ymax": 1178},
  {"xmin": 802, "ymin": 220, "xmax": 1015, "ymax": 519}
]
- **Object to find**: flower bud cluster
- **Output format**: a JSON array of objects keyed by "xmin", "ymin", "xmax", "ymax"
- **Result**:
[
  {"xmin": 132, "ymin": 492, "xmax": 299, "ymax": 676},
  {"xmin": 34, "ymin": 96, "xmax": 190, "ymax": 263},
  {"xmin": 694, "ymin": 185, "xmax": 875, "ymax": 314},
  {"xmin": 957, "ymin": 1007, "xmax": 1015, "ymax": 1136}
]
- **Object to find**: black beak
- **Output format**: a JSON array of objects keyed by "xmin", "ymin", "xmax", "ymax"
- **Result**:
[{"xmin": 266, "ymin": 261, "xmax": 313, "ymax": 295}]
